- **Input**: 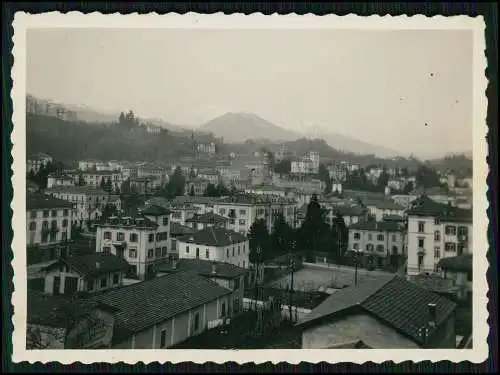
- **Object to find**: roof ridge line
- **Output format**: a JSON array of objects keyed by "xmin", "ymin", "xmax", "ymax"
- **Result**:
[{"xmin": 358, "ymin": 274, "xmax": 397, "ymax": 305}]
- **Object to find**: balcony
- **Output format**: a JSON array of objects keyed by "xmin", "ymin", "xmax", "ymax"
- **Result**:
[
  {"xmin": 417, "ymin": 248, "xmax": 426, "ymax": 255},
  {"xmin": 458, "ymin": 234, "xmax": 468, "ymax": 242},
  {"xmin": 112, "ymin": 239, "xmax": 127, "ymax": 247}
]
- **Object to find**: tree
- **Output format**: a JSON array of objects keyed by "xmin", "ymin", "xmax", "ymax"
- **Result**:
[
  {"xmin": 189, "ymin": 185, "xmax": 195, "ymax": 196},
  {"xmin": 401, "ymin": 167, "xmax": 410, "ymax": 178},
  {"xmin": 216, "ymin": 182, "xmax": 229, "ymax": 196},
  {"xmin": 100, "ymin": 203, "xmax": 118, "ymax": 222},
  {"xmin": 376, "ymin": 167, "xmax": 390, "ymax": 192},
  {"xmin": 274, "ymin": 159, "xmax": 292, "ymax": 175},
  {"xmin": 204, "ymin": 183, "xmax": 219, "ymax": 197},
  {"xmin": 416, "ymin": 164, "xmax": 441, "ymax": 188},
  {"xmin": 270, "ymin": 212, "xmax": 292, "ymax": 258},
  {"xmin": 99, "ymin": 177, "xmax": 106, "ymax": 191},
  {"xmin": 104, "ymin": 177, "xmax": 113, "ymax": 193},
  {"xmin": 189, "ymin": 167, "xmax": 196, "ymax": 179},
  {"xmin": 318, "ymin": 163, "xmax": 332, "ymax": 194},
  {"xmin": 331, "ymin": 214, "xmax": 349, "ymax": 258},
  {"xmin": 166, "ymin": 166, "xmax": 186, "ymax": 197},
  {"xmin": 299, "ymin": 194, "xmax": 329, "ymax": 261},
  {"xmin": 248, "ymin": 219, "xmax": 269, "ymax": 264}
]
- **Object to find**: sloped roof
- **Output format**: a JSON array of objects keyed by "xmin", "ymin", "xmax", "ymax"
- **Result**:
[
  {"xmin": 350, "ymin": 220, "xmax": 403, "ymax": 232},
  {"xmin": 156, "ymin": 258, "xmax": 249, "ymax": 279},
  {"xmin": 26, "ymin": 193, "xmax": 74, "ymax": 210},
  {"xmin": 297, "ymin": 275, "xmax": 457, "ymax": 345},
  {"xmin": 141, "ymin": 205, "xmax": 171, "ymax": 216},
  {"xmin": 43, "ymin": 253, "xmax": 129, "ymax": 278},
  {"xmin": 177, "ymin": 227, "xmax": 247, "ymax": 247},
  {"xmin": 438, "ymin": 254, "xmax": 472, "ymax": 272},
  {"xmin": 185, "ymin": 212, "xmax": 228, "ymax": 225},
  {"xmin": 170, "ymin": 222, "xmax": 196, "ymax": 236},
  {"xmin": 92, "ymin": 271, "xmax": 231, "ymax": 337},
  {"xmin": 408, "ymin": 195, "xmax": 472, "ymax": 223}
]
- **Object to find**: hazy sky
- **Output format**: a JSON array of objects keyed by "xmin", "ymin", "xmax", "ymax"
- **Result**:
[{"xmin": 27, "ymin": 28, "xmax": 473, "ymax": 158}]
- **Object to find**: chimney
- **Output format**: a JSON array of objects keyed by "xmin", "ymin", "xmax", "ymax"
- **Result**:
[
  {"xmin": 211, "ymin": 263, "xmax": 217, "ymax": 275},
  {"xmin": 428, "ymin": 303, "xmax": 437, "ymax": 328}
]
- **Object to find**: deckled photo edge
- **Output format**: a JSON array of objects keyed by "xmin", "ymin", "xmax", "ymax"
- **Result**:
[{"xmin": 10, "ymin": 11, "xmax": 490, "ymax": 365}]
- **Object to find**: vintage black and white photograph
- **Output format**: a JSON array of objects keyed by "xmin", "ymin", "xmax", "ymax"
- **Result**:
[{"xmin": 11, "ymin": 12, "xmax": 488, "ymax": 364}]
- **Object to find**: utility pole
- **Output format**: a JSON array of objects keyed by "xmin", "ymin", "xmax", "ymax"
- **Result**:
[
  {"xmin": 354, "ymin": 249, "xmax": 359, "ymax": 286},
  {"xmin": 254, "ymin": 246, "xmax": 261, "ymax": 311},
  {"xmin": 289, "ymin": 258, "xmax": 295, "ymax": 322}
]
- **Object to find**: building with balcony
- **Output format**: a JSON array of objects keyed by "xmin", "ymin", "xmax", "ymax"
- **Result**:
[
  {"xmin": 406, "ymin": 195, "xmax": 472, "ymax": 277},
  {"xmin": 47, "ymin": 173, "xmax": 76, "ymax": 188},
  {"xmin": 94, "ymin": 205, "xmax": 171, "ymax": 280},
  {"xmin": 177, "ymin": 227, "xmax": 249, "ymax": 269},
  {"xmin": 27, "ymin": 152, "xmax": 53, "ymax": 174},
  {"xmin": 26, "ymin": 193, "xmax": 74, "ymax": 265}
]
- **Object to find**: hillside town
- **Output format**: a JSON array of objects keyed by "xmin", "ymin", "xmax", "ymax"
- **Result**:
[{"xmin": 26, "ymin": 128, "xmax": 473, "ymax": 349}]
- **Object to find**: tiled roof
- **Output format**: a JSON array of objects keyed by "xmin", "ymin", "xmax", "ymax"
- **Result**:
[
  {"xmin": 331, "ymin": 205, "xmax": 366, "ymax": 217},
  {"xmin": 172, "ymin": 196, "xmax": 220, "ymax": 205},
  {"xmin": 96, "ymin": 215, "xmax": 158, "ymax": 229},
  {"xmin": 218, "ymin": 193, "xmax": 295, "ymax": 205},
  {"xmin": 44, "ymin": 186, "xmax": 108, "ymax": 195},
  {"xmin": 185, "ymin": 212, "xmax": 228, "ymax": 225},
  {"xmin": 156, "ymin": 258, "xmax": 249, "ymax": 279},
  {"xmin": 141, "ymin": 205, "xmax": 171, "ymax": 216},
  {"xmin": 92, "ymin": 271, "xmax": 232, "ymax": 336},
  {"xmin": 27, "ymin": 290, "xmax": 116, "ymax": 328},
  {"xmin": 407, "ymin": 195, "xmax": 472, "ymax": 223},
  {"xmin": 177, "ymin": 227, "xmax": 247, "ymax": 247},
  {"xmin": 382, "ymin": 214, "xmax": 405, "ymax": 222},
  {"xmin": 26, "ymin": 193, "xmax": 74, "ymax": 210},
  {"xmin": 43, "ymin": 253, "xmax": 129, "ymax": 278},
  {"xmin": 350, "ymin": 220, "xmax": 403, "ymax": 232},
  {"xmin": 437, "ymin": 254, "xmax": 472, "ymax": 272},
  {"xmin": 297, "ymin": 275, "xmax": 457, "ymax": 345},
  {"xmin": 170, "ymin": 222, "xmax": 196, "ymax": 236},
  {"xmin": 366, "ymin": 200, "xmax": 405, "ymax": 210}
]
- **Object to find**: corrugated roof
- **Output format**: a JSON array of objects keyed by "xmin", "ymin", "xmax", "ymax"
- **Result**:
[
  {"xmin": 92, "ymin": 271, "xmax": 232, "ymax": 335},
  {"xmin": 297, "ymin": 275, "xmax": 457, "ymax": 345}
]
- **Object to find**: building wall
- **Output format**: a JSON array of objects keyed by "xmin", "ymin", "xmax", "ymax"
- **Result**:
[
  {"xmin": 43, "ymin": 268, "xmax": 124, "ymax": 295},
  {"xmin": 26, "ymin": 207, "xmax": 73, "ymax": 247},
  {"xmin": 407, "ymin": 215, "xmax": 472, "ymax": 276},
  {"xmin": 177, "ymin": 240, "xmax": 250, "ymax": 268},
  {"xmin": 301, "ymin": 314, "xmax": 420, "ymax": 349},
  {"xmin": 348, "ymin": 228, "xmax": 405, "ymax": 257}
]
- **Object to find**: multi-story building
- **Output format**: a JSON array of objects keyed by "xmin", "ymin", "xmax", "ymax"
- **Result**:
[
  {"xmin": 185, "ymin": 212, "xmax": 229, "ymax": 231},
  {"xmin": 129, "ymin": 176, "xmax": 162, "ymax": 195},
  {"xmin": 291, "ymin": 151, "xmax": 320, "ymax": 175},
  {"xmin": 322, "ymin": 203, "xmax": 368, "ymax": 227},
  {"xmin": 177, "ymin": 227, "xmax": 250, "ymax": 269},
  {"xmin": 197, "ymin": 170, "xmax": 220, "ymax": 186},
  {"xmin": 365, "ymin": 200, "xmax": 406, "ymax": 222},
  {"xmin": 196, "ymin": 142, "xmax": 216, "ymax": 155},
  {"xmin": 145, "ymin": 123, "xmax": 163, "ymax": 135},
  {"xmin": 95, "ymin": 205, "xmax": 171, "ymax": 280},
  {"xmin": 185, "ymin": 178, "xmax": 210, "ymax": 196},
  {"xmin": 27, "ymin": 152, "xmax": 53, "ymax": 174},
  {"xmin": 26, "ymin": 193, "xmax": 74, "ymax": 265},
  {"xmin": 274, "ymin": 144, "xmax": 294, "ymax": 162},
  {"xmin": 47, "ymin": 173, "xmax": 76, "ymax": 188},
  {"xmin": 406, "ymin": 195, "xmax": 473, "ymax": 276},
  {"xmin": 348, "ymin": 220, "xmax": 407, "ymax": 268},
  {"xmin": 213, "ymin": 193, "xmax": 297, "ymax": 235},
  {"xmin": 78, "ymin": 159, "xmax": 100, "ymax": 171},
  {"xmin": 79, "ymin": 170, "xmax": 123, "ymax": 191},
  {"xmin": 44, "ymin": 186, "xmax": 120, "ymax": 228}
]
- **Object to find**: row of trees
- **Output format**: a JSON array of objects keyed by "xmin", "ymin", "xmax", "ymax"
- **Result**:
[
  {"xmin": 248, "ymin": 194, "xmax": 349, "ymax": 264},
  {"xmin": 27, "ymin": 161, "xmax": 66, "ymax": 189}
]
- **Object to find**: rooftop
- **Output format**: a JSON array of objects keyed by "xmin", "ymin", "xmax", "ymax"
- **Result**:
[
  {"xmin": 407, "ymin": 195, "xmax": 472, "ymax": 223},
  {"xmin": 92, "ymin": 271, "xmax": 232, "ymax": 338},
  {"xmin": 170, "ymin": 222, "xmax": 196, "ymax": 236},
  {"xmin": 156, "ymin": 258, "xmax": 249, "ymax": 279},
  {"xmin": 185, "ymin": 212, "xmax": 228, "ymax": 225},
  {"xmin": 44, "ymin": 185, "xmax": 109, "ymax": 195},
  {"xmin": 26, "ymin": 193, "xmax": 74, "ymax": 210},
  {"xmin": 42, "ymin": 253, "xmax": 130, "ymax": 278},
  {"xmin": 177, "ymin": 227, "xmax": 247, "ymax": 247},
  {"xmin": 437, "ymin": 254, "xmax": 473, "ymax": 273},
  {"xmin": 365, "ymin": 200, "xmax": 405, "ymax": 210},
  {"xmin": 218, "ymin": 193, "xmax": 295, "ymax": 205},
  {"xmin": 297, "ymin": 275, "xmax": 457, "ymax": 346},
  {"xmin": 140, "ymin": 204, "xmax": 171, "ymax": 217},
  {"xmin": 96, "ymin": 215, "xmax": 158, "ymax": 229},
  {"xmin": 350, "ymin": 220, "xmax": 403, "ymax": 232}
]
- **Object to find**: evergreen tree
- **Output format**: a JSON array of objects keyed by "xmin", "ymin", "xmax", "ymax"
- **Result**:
[
  {"xmin": 105, "ymin": 177, "xmax": 113, "ymax": 193},
  {"xmin": 318, "ymin": 163, "xmax": 332, "ymax": 194},
  {"xmin": 204, "ymin": 183, "xmax": 219, "ymax": 197},
  {"xmin": 271, "ymin": 212, "xmax": 292, "ymax": 257},
  {"xmin": 299, "ymin": 194, "xmax": 329, "ymax": 261},
  {"xmin": 248, "ymin": 219, "xmax": 269, "ymax": 264},
  {"xmin": 216, "ymin": 182, "xmax": 229, "ymax": 196},
  {"xmin": 99, "ymin": 177, "xmax": 106, "ymax": 190},
  {"xmin": 189, "ymin": 185, "xmax": 195, "ymax": 196},
  {"xmin": 332, "ymin": 214, "xmax": 349, "ymax": 258},
  {"xmin": 168, "ymin": 166, "xmax": 186, "ymax": 197},
  {"xmin": 376, "ymin": 167, "xmax": 390, "ymax": 192}
]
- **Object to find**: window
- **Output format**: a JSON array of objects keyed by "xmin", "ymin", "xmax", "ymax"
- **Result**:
[
  {"xmin": 467, "ymin": 271, "xmax": 472, "ymax": 282},
  {"xmin": 129, "ymin": 248, "xmax": 137, "ymax": 258},
  {"xmin": 243, "ymin": 261, "xmax": 245, "ymax": 268},
  {"xmin": 392, "ymin": 246, "xmax": 398, "ymax": 254},
  {"xmin": 103, "ymin": 246, "xmax": 111, "ymax": 254},
  {"xmin": 61, "ymin": 232, "xmax": 67, "ymax": 241},
  {"xmin": 239, "ymin": 219, "xmax": 246, "ymax": 225},
  {"xmin": 149, "ymin": 233, "xmax": 154, "ymax": 242},
  {"xmin": 186, "ymin": 246, "xmax": 190, "ymax": 253},
  {"xmin": 113, "ymin": 273, "xmax": 119, "ymax": 285},
  {"xmin": 376, "ymin": 244, "xmax": 384, "ymax": 252},
  {"xmin": 392, "ymin": 234, "xmax": 397, "ymax": 242},
  {"xmin": 377, "ymin": 234, "xmax": 384, "ymax": 241},
  {"xmin": 239, "ymin": 209, "xmax": 246, "ymax": 216},
  {"xmin": 156, "ymin": 233, "xmax": 161, "ymax": 241},
  {"xmin": 205, "ymin": 249, "xmax": 210, "ymax": 259},
  {"xmin": 353, "ymin": 243, "xmax": 359, "ymax": 250},
  {"xmin": 30, "ymin": 210, "xmax": 37, "ymax": 219},
  {"xmin": 445, "ymin": 225, "xmax": 457, "ymax": 236},
  {"xmin": 458, "ymin": 226, "xmax": 469, "ymax": 236},
  {"xmin": 163, "ymin": 217, "xmax": 169, "ymax": 226},
  {"xmin": 148, "ymin": 249, "xmax": 154, "ymax": 258},
  {"xmin": 129, "ymin": 233, "xmax": 138, "ymax": 242},
  {"xmin": 238, "ymin": 246, "xmax": 240, "ymax": 255},
  {"xmin": 43, "ymin": 210, "xmax": 49, "ymax": 218},
  {"xmin": 418, "ymin": 254, "xmax": 424, "ymax": 270},
  {"xmin": 155, "ymin": 248, "xmax": 161, "ymax": 258},
  {"xmin": 433, "ymin": 264, "xmax": 440, "ymax": 273},
  {"xmin": 104, "ymin": 231, "xmax": 111, "ymax": 240},
  {"xmin": 49, "ymin": 231, "xmax": 57, "ymax": 242},
  {"xmin": 42, "ymin": 220, "xmax": 49, "ymax": 230},
  {"xmin": 418, "ymin": 221, "xmax": 425, "ymax": 233},
  {"xmin": 418, "ymin": 238, "xmax": 425, "ymax": 248},
  {"xmin": 117, "ymin": 232, "xmax": 125, "ymax": 241},
  {"xmin": 51, "ymin": 210, "xmax": 57, "ymax": 217},
  {"xmin": 366, "ymin": 243, "xmax": 374, "ymax": 251},
  {"xmin": 219, "ymin": 208, "xmax": 226, "ymax": 215},
  {"xmin": 234, "ymin": 278, "xmax": 240, "ymax": 290},
  {"xmin": 353, "ymin": 232, "xmax": 360, "ymax": 240},
  {"xmin": 227, "ymin": 249, "xmax": 229, "ymax": 258},
  {"xmin": 232, "ymin": 247, "xmax": 235, "ymax": 256},
  {"xmin": 87, "ymin": 279, "xmax": 94, "ymax": 291},
  {"xmin": 62, "ymin": 219, "xmax": 68, "ymax": 228},
  {"xmin": 368, "ymin": 233, "xmax": 372, "ymax": 241},
  {"xmin": 162, "ymin": 247, "xmax": 167, "ymax": 256},
  {"xmin": 51, "ymin": 220, "xmax": 57, "ymax": 229},
  {"xmin": 434, "ymin": 218, "xmax": 440, "ymax": 225},
  {"xmin": 100, "ymin": 277, "xmax": 107, "ymax": 288},
  {"xmin": 229, "ymin": 219, "xmax": 235, "ymax": 225},
  {"xmin": 194, "ymin": 313, "xmax": 200, "ymax": 331},
  {"xmin": 445, "ymin": 242, "xmax": 456, "ymax": 252},
  {"xmin": 221, "ymin": 302, "xmax": 226, "ymax": 317},
  {"xmin": 29, "ymin": 221, "xmax": 36, "ymax": 231},
  {"xmin": 434, "ymin": 231, "xmax": 441, "ymax": 241},
  {"xmin": 63, "ymin": 209, "xmax": 69, "ymax": 216},
  {"xmin": 434, "ymin": 247, "xmax": 441, "ymax": 259},
  {"xmin": 160, "ymin": 330, "xmax": 167, "ymax": 348}
]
